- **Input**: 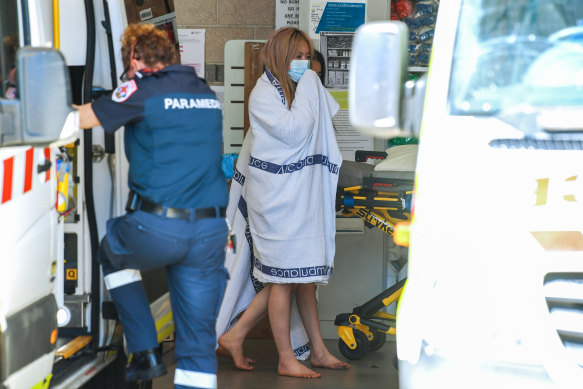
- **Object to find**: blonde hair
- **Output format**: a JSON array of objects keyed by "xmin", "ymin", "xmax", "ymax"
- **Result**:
[
  {"xmin": 261, "ymin": 27, "xmax": 314, "ymax": 108},
  {"xmin": 121, "ymin": 24, "xmax": 175, "ymax": 69}
]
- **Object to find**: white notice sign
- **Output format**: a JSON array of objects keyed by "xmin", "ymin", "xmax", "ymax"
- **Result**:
[
  {"xmin": 178, "ymin": 29, "xmax": 205, "ymax": 78},
  {"xmin": 276, "ymin": 0, "xmax": 300, "ymax": 29},
  {"xmin": 330, "ymin": 90, "xmax": 373, "ymax": 161},
  {"xmin": 309, "ymin": 0, "xmax": 366, "ymax": 40}
]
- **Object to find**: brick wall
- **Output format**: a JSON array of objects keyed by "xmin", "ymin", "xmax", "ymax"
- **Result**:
[{"xmin": 175, "ymin": 0, "xmax": 276, "ymax": 84}]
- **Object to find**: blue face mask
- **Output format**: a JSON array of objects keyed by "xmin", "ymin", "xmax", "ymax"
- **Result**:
[{"xmin": 288, "ymin": 60, "xmax": 310, "ymax": 83}]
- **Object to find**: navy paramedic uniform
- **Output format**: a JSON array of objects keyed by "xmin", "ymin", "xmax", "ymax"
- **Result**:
[{"xmin": 92, "ymin": 65, "xmax": 228, "ymax": 389}]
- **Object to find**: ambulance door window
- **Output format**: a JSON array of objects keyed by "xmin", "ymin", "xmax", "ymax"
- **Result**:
[{"xmin": 0, "ymin": 0, "xmax": 18, "ymax": 99}]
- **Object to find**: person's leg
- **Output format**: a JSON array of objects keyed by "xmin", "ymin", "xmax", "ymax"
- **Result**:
[
  {"xmin": 169, "ymin": 218, "xmax": 228, "ymax": 389},
  {"xmin": 100, "ymin": 211, "xmax": 193, "ymax": 355},
  {"xmin": 217, "ymin": 284, "xmax": 272, "ymax": 370},
  {"xmin": 295, "ymin": 283, "xmax": 350, "ymax": 369},
  {"xmin": 99, "ymin": 239, "xmax": 159, "ymax": 354},
  {"xmin": 99, "ymin": 238, "xmax": 166, "ymax": 382},
  {"xmin": 269, "ymin": 283, "xmax": 321, "ymax": 378}
]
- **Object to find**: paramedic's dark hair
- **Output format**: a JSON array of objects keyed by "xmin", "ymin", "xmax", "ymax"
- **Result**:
[
  {"xmin": 121, "ymin": 24, "xmax": 176, "ymax": 69},
  {"xmin": 261, "ymin": 27, "xmax": 314, "ymax": 108}
]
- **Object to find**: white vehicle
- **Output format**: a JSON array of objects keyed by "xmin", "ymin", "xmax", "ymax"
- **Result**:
[
  {"xmin": 350, "ymin": 1, "xmax": 583, "ymax": 388},
  {"xmin": 0, "ymin": 1, "xmax": 173, "ymax": 388}
]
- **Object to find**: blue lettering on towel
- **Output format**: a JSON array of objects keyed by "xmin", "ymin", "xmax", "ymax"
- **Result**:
[
  {"xmin": 238, "ymin": 196, "xmax": 264, "ymax": 293},
  {"xmin": 265, "ymin": 69, "xmax": 286, "ymax": 105},
  {"xmin": 249, "ymin": 154, "xmax": 339, "ymax": 175},
  {"xmin": 294, "ymin": 342, "xmax": 311, "ymax": 358},
  {"xmin": 232, "ymin": 165, "xmax": 245, "ymax": 186},
  {"xmin": 254, "ymin": 258, "xmax": 333, "ymax": 279}
]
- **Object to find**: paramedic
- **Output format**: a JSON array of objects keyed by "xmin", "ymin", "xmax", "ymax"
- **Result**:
[
  {"xmin": 76, "ymin": 24, "xmax": 229, "ymax": 388},
  {"xmin": 218, "ymin": 27, "xmax": 349, "ymax": 378}
]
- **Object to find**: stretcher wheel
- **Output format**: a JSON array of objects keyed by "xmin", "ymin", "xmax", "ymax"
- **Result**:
[
  {"xmin": 338, "ymin": 329, "xmax": 369, "ymax": 360},
  {"xmin": 368, "ymin": 330, "xmax": 387, "ymax": 352}
]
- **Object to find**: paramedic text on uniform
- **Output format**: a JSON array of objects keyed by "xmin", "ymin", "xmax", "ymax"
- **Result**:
[{"xmin": 76, "ymin": 24, "xmax": 229, "ymax": 389}]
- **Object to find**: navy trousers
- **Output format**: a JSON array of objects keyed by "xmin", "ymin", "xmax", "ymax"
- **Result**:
[{"xmin": 99, "ymin": 209, "xmax": 228, "ymax": 389}]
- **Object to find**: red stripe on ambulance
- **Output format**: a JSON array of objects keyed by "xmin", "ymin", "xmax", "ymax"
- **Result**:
[
  {"xmin": 2, "ymin": 156, "xmax": 14, "ymax": 203},
  {"xmin": 24, "ymin": 148, "xmax": 34, "ymax": 193},
  {"xmin": 1, "ymin": 147, "xmax": 52, "ymax": 205}
]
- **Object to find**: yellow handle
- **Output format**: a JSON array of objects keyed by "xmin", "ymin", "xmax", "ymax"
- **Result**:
[{"xmin": 53, "ymin": 0, "xmax": 60, "ymax": 49}]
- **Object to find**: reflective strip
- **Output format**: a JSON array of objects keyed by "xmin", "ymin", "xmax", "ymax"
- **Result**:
[
  {"xmin": 174, "ymin": 369, "xmax": 217, "ymax": 389},
  {"xmin": 0, "ymin": 147, "xmax": 51, "ymax": 205},
  {"xmin": 531, "ymin": 231, "xmax": 583, "ymax": 251},
  {"xmin": 104, "ymin": 269, "xmax": 142, "ymax": 290},
  {"xmin": 23, "ymin": 148, "xmax": 34, "ymax": 193},
  {"xmin": 2, "ymin": 156, "xmax": 14, "ymax": 203},
  {"xmin": 31, "ymin": 373, "xmax": 52, "ymax": 389}
]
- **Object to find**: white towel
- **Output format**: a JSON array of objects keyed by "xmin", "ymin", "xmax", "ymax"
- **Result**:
[
  {"xmin": 215, "ymin": 69, "xmax": 341, "ymax": 360},
  {"xmin": 247, "ymin": 69, "xmax": 342, "ymax": 284},
  {"xmin": 215, "ymin": 134, "xmax": 311, "ymax": 360}
]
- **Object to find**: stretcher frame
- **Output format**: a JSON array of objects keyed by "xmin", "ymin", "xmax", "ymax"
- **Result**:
[{"xmin": 335, "ymin": 152, "xmax": 413, "ymax": 360}]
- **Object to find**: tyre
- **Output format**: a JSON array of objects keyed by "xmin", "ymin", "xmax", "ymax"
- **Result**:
[
  {"xmin": 368, "ymin": 330, "xmax": 387, "ymax": 352},
  {"xmin": 338, "ymin": 329, "xmax": 369, "ymax": 360}
]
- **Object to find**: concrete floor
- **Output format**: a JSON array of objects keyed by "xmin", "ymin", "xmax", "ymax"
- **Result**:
[{"xmin": 152, "ymin": 338, "xmax": 399, "ymax": 389}]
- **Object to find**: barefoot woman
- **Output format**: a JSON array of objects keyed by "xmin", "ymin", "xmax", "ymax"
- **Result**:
[{"xmin": 219, "ymin": 27, "xmax": 349, "ymax": 378}]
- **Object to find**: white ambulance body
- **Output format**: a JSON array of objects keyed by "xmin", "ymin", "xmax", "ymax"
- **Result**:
[
  {"xmin": 350, "ymin": 0, "xmax": 583, "ymax": 388},
  {"xmin": 0, "ymin": 146, "xmax": 59, "ymax": 389},
  {"xmin": 0, "ymin": 1, "xmax": 171, "ymax": 388}
]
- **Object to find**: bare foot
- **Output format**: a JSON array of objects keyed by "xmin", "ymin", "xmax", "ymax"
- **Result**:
[
  {"xmin": 278, "ymin": 358, "xmax": 321, "ymax": 378},
  {"xmin": 217, "ymin": 334, "xmax": 256, "ymax": 370},
  {"xmin": 215, "ymin": 345, "xmax": 231, "ymax": 359},
  {"xmin": 311, "ymin": 351, "xmax": 351, "ymax": 370}
]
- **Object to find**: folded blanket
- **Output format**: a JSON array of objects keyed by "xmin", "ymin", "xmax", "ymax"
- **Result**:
[{"xmin": 374, "ymin": 144, "xmax": 418, "ymax": 172}]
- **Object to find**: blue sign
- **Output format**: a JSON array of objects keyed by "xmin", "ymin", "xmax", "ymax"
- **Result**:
[{"xmin": 316, "ymin": 2, "xmax": 366, "ymax": 33}]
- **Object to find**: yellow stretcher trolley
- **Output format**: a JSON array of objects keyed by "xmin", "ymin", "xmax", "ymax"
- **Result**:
[{"xmin": 335, "ymin": 147, "xmax": 415, "ymax": 360}]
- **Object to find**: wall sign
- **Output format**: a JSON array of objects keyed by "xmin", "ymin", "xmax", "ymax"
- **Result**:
[
  {"xmin": 178, "ymin": 29, "xmax": 206, "ymax": 79},
  {"xmin": 309, "ymin": 0, "xmax": 366, "ymax": 39},
  {"xmin": 330, "ymin": 90, "xmax": 373, "ymax": 161},
  {"xmin": 276, "ymin": 0, "xmax": 300, "ymax": 29}
]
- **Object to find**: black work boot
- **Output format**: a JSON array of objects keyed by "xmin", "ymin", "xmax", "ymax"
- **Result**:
[{"xmin": 125, "ymin": 348, "xmax": 167, "ymax": 382}]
